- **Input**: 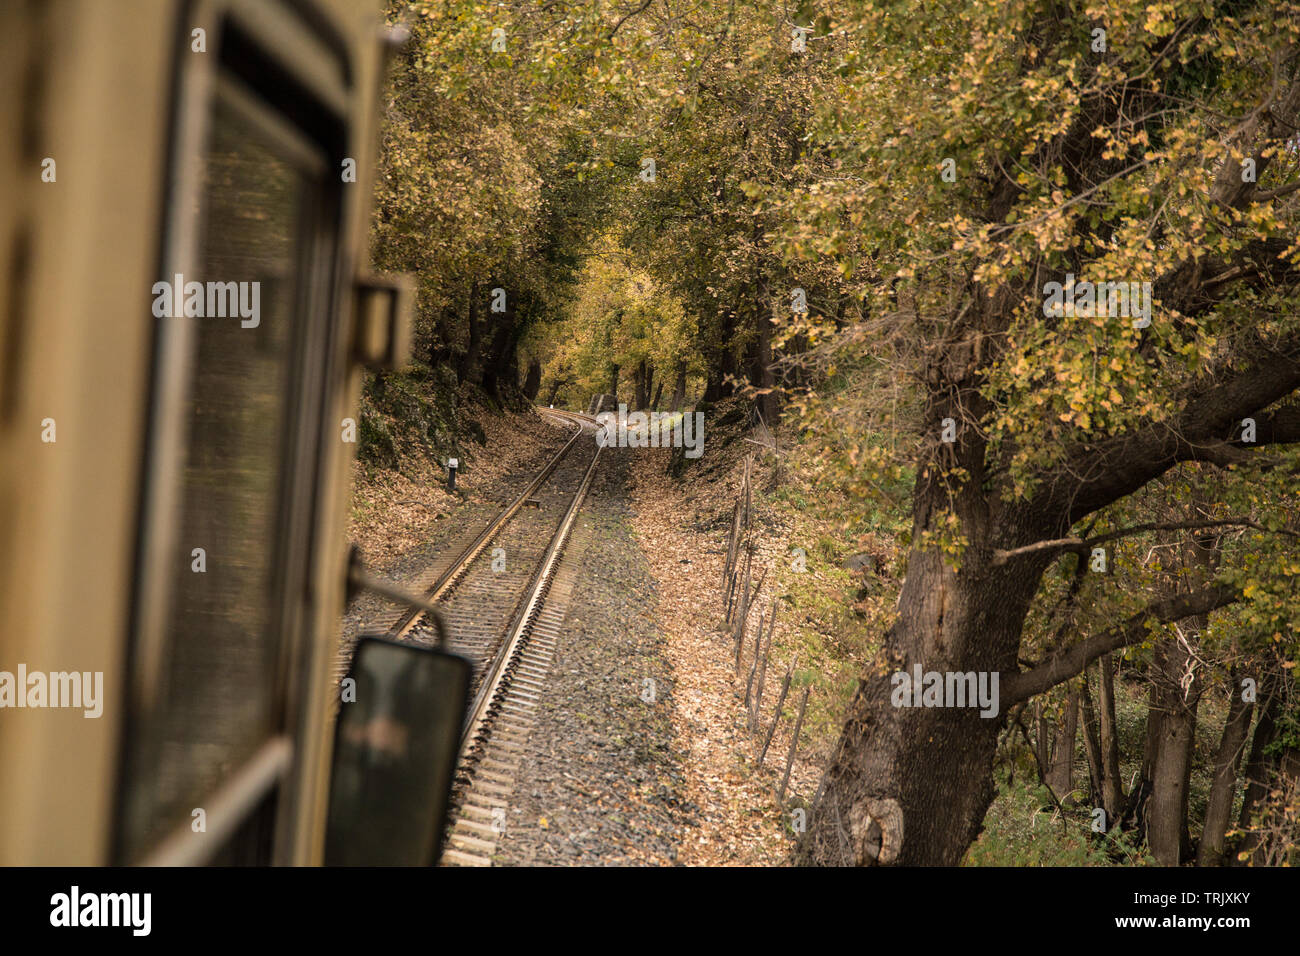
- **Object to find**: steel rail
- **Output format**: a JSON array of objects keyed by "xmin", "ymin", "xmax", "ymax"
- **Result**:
[
  {"xmin": 457, "ymin": 431, "xmax": 602, "ymax": 760},
  {"xmin": 384, "ymin": 416, "xmax": 585, "ymax": 641}
]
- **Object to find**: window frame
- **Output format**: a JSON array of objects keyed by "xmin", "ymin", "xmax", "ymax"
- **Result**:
[{"xmin": 114, "ymin": 7, "xmax": 348, "ymax": 867}]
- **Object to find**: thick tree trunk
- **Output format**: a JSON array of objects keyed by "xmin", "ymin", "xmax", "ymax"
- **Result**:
[
  {"xmin": 1197, "ymin": 671, "xmax": 1254, "ymax": 866},
  {"xmin": 802, "ymin": 532, "xmax": 1053, "ymax": 865},
  {"xmin": 802, "ymin": 358, "xmax": 1064, "ymax": 865}
]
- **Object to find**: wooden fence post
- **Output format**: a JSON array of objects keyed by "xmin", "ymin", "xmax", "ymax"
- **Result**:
[
  {"xmin": 750, "ymin": 600, "xmax": 775, "ymax": 732},
  {"xmin": 779, "ymin": 687, "xmax": 811, "ymax": 803},
  {"xmin": 759, "ymin": 654, "xmax": 798, "ymax": 768}
]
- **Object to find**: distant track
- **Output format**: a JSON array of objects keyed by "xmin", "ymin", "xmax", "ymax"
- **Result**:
[{"xmin": 383, "ymin": 409, "xmax": 589, "ymax": 643}]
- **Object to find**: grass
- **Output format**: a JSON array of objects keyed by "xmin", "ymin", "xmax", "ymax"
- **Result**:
[{"xmin": 965, "ymin": 777, "xmax": 1154, "ymax": 866}]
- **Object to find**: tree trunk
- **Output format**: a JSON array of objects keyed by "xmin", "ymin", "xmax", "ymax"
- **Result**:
[
  {"xmin": 704, "ymin": 338, "xmax": 741, "ymax": 403},
  {"xmin": 1252, "ymin": 748, "xmax": 1300, "ymax": 865},
  {"xmin": 702, "ymin": 369, "xmax": 726, "ymax": 402},
  {"xmin": 634, "ymin": 359, "xmax": 648, "ymax": 410},
  {"xmin": 480, "ymin": 308, "xmax": 516, "ymax": 401},
  {"xmin": 1197, "ymin": 670, "xmax": 1254, "ymax": 866},
  {"xmin": 458, "ymin": 281, "xmax": 481, "ymax": 384},
  {"xmin": 802, "ymin": 519, "xmax": 1054, "ymax": 865},
  {"xmin": 1033, "ymin": 701, "xmax": 1051, "ymax": 783},
  {"xmin": 750, "ymin": 281, "xmax": 779, "ymax": 425},
  {"xmin": 1141, "ymin": 520, "xmax": 1215, "ymax": 863},
  {"xmin": 749, "ymin": 226, "xmax": 779, "ymax": 425},
  {"xmin": 1080, "ymin": 674, "xmax": 1105, "ymax": 812},
  {"xmin": 1044, "ymin": 690, "xmax": 1078, "ymax": 803},
  {"xmin": 522, "ymin": 358, "xmax": 541, "ymax": 401},
  {"xmin": 1234, "ymin": 672, "xmax": 1281, "ymax": 864},
  {"xmin": 1145, "ymin": 637, "xmax": 1203, "ymax": 865},
  {"xmin": 608, "ymin": 363, "xmax": 620, "ymax": 405},
  {"xmin": 670, "ymin": 361, "xmax": 687, "ymax": 411},
  {"xmin": 1098, "ymin": 653, "xmax": 1125, "ymax": 823},
  {"xmin": 801, "ymin": 359, "xmax": 1069, "ymax": 866},
  {"xmin": 543, "ymin": 376, "xmax": 565, "ymax": 407}
]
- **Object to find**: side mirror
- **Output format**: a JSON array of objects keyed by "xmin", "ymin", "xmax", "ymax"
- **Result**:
[{"xmin": 324, "ymin": 634, "xmax": 469, "ymax": 866}]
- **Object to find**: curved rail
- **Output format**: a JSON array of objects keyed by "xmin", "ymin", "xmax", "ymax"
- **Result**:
[
  {"xmin": 435, "ymin": 405, "xmax": 603, "ymax": 865},
  {"xmin": 383, "ymin": 414, "xmax": 586, "ymax": 641}
]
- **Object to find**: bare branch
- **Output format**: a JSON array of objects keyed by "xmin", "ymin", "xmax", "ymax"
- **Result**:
[
  {"xmin": 1002, "ymin": 583, "xmax": 1240, "ymax": 706},
  {"xmin": 991, "ymin": 517, "xmax": 1299, "ymax": 565},
  {"xmin": 1253, "ymin": 179, "xmax": 1300, "ymax": 204}
]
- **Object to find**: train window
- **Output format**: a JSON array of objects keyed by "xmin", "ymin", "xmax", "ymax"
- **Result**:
[{"xmin": 118, "ymin": 72, "xmax": 330, "ymax": 863}]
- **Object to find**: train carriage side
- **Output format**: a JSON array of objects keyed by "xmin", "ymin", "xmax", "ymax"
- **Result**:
[{"xmin": 0, "ymin": 0, "xmax": 404, "ymax": 866}]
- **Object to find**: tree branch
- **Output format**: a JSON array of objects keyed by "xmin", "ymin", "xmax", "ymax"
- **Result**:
[
  {"xmin": 1253, "ymin": 179, "xmax": 1300, "ymax": 204},
  {"xmin": 1020, "ymin": 53, "xmax": 1300, "ymax": 527},
  {"xmin": 1240, "ymin": 403, "xmax": 1300, "ymax": 446},
  {"xmin": 606, "ymin": 0, "xmax": 654, "ymax": 41},
  {"xmin": 1029, "ymin": 330, "xmax": 1300, "ymax": 527},
  {"xmin": 991, "ymin": 517, "xmax": 1299, "ymax": 565},
  {"xmin": 1002, "ymin": 583, "xmax": 1240, "ymax": 706}
]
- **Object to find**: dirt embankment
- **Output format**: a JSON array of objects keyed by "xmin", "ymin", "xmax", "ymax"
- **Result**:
[{"xmin": 623, "ymin": 400, "xmax": 831, "ymax": 866}]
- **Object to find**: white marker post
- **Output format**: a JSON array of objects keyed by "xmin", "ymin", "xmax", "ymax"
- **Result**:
[{"xmin": 447, "ymin": 458, "xmax": 458, "ymax": 492}]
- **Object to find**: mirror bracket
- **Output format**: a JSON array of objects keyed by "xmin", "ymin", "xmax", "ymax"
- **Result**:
[
  {"xmin": 351, "ymin": 274, "xmax": 413, "ymax": 370},
  {"xmin": 345, "ymin": 544, "xmax": 449, "ymax": 647}
]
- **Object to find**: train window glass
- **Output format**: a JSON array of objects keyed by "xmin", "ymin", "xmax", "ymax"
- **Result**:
[
  {"xmin": 120, "ymin": 78, "xmax": 326, "ymax": 861},
  {"xmin": 208, "ymin": 788, "xmax": 280, "ymax": 867}
]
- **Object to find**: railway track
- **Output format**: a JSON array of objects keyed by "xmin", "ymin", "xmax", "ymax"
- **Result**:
[{"xmin": 361, "ymin": 406, "xmax": 603, "ymax": 866}]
